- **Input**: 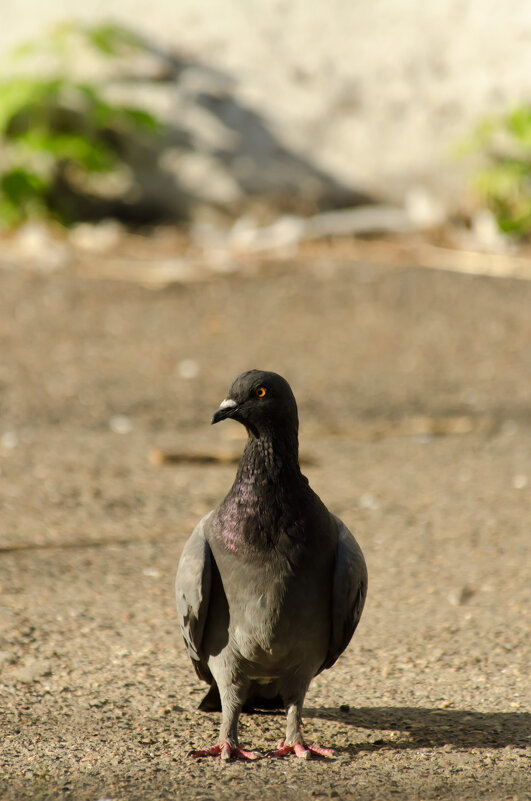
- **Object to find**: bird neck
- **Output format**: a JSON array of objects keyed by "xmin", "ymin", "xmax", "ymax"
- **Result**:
[
  {"xmin": 218, "ymin": 426, "xmax": 310, "ymax": 554},
  {"xmin": 236, "ymin": 425, "xmax": 301, "ymax": 485}
]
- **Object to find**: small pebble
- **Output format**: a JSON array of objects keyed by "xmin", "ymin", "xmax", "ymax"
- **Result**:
[
  {"xmin": 143, "ymin": 567, "xmax": 160, "ymax": 578},
  {"xmin": 178, "ymin": 359, "xmax": 200, "ymax": 379},
  {"xmin": 109, "ymin": 416, "xmax": 133, "ymax": 434},
  {"xmin": 359, "ymin": 493, "xmax": 380, "ymax": 511},
  {"xmin": 1, "ymin": 431, "xmax": 18, "ymax": 449}
]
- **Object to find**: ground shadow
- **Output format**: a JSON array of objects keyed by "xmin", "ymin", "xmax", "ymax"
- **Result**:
[
  {"xmin": 304, "ymin": 706, "xmax": 530, "ymax": 752},
  {"xmin": 193, "ymin": 89, "xmax": 366, "ymax": 212}
]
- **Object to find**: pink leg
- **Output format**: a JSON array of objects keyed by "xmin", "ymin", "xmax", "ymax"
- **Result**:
[
  {"xmin": 189, "ymin": 742, "xmax": 261, "ymax": 760},
  {"xmin": 271, "ymin": 699, "xmax": 336, "ymax": 759},
  {"xmin": 270, "ymin": 741, "xmax": 336, "ymax": 759}
]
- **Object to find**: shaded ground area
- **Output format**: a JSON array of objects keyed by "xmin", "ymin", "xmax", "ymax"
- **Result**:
[{"xmin": 0, "ymin": 252, "xmax": 529, "ymax": 800}]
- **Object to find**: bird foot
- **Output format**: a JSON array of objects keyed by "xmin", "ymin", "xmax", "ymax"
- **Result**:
[
  {"xmin": 189, "ymin": 742, "xmax": 261, "ymax": 760},
  {"xmin": 269, "ymin": 740, "xmax": 336, "ymax": 759}
]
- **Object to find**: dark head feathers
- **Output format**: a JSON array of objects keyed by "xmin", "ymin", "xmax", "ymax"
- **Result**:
[{"xmin": 211, "ymin": 370, "xmax": 299, "ymax": 437}]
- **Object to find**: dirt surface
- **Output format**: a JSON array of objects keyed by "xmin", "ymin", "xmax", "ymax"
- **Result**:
[{"xmin": 0, "ymin": 250, "xmax": 529, "ymax": 800}]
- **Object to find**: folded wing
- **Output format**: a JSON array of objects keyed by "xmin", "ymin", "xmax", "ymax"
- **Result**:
[
  {"xmin": 320, "ymin": 515, "xmax": 368, "ymax": 672},
  {"xmin": 175, "ymin": 511, "xmax": 214, "ymax": 682}
]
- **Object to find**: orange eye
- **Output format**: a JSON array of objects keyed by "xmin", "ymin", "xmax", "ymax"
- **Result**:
[{"xmin": 255, "ymin": 386, "xmax": 267, "ymax": 398}]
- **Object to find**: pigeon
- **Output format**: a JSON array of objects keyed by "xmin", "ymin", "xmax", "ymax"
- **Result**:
[{"xmin": 175, "ymin": 370, "xmax": 367, "ymax": 760}]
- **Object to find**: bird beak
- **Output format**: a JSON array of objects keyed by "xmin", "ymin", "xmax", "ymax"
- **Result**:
[{"xmin": 211, "ymin": 398, "xmax": 239, "ymax": 425}]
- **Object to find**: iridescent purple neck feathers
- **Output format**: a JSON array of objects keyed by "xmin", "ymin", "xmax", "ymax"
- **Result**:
[{"xmin": 214, "ymin": 428, "xmax": 310, "ymax": 554}]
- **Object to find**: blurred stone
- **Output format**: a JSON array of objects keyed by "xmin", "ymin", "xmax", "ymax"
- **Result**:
[
  {"xmin": 447, "ymin": 590, "xmax": 459, "ymax": 606},
  {"xmin": 512, "ymin": 474, "xmax": 528, "ymax": 490},
  {"xmin": 143, "ymin": 567, "xmax": 161, "ymax": 578},
  {"xmin": 304, "ymin": 205, "xmax": 415, "ymax": 238},
  {"xmin": 405, "ymin": 186, "xmax": 445, "ymax": 228},
  {"xmin": 12, "ymin": 223, "xmax": 70, "ymax": 272},
  {"xmin": 469, "ymin": 209, "xmax": 511, "ymax": 253},
  {"xmin": 1, "ymin": 431, "xmax": 18, "ymax": 449},
  {"xmin": 177, "ymin": 359, "xmax": 200, "ymax": 379},
  {"xmin": 109, "ymin": 416, "xmax": 133, "ymax": 434},
  {"xmin": 359, "ymin": 493, "xmax": 380, "ymax": 511},
  {"xmin": 229, "ymin": 215, "xmax": 305, "ymax": 252},
  {"xmin": 69, "ymin": 221, "xmax": 123, "ymax": 253},
  {"xmin": 226, "ymin": 202, "xmax": 439, "ymax": 255}
]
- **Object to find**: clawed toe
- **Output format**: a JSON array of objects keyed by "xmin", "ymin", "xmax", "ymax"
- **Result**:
[
  {"xmin": 270, "ymin": 742, "xmax": 294, "ymax": 758},
  {"xmin": 230, "ymin": 745, "xmax": 261, "ymax": 760},
  {"xmin": 306, "ymin": 744, "xmax": 336, "ymax": 758},
  {"xmin": 269, "ymin": 741, "xmax": 336, "ymax": 759},
  {"xmin": 188, "ymin": 744, "xmax": 221, "ymax": 758},
  {"xmin": 189, "ymin": 742, "xmax": 261, "ymax": 760}
]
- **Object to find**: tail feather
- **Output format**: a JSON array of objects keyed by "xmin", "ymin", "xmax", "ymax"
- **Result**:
[{"xmin": 198, "ymin": 681, "xmax": 221, "ymax": 711}]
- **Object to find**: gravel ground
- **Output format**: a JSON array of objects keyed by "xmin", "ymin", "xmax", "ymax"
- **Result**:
[{"xmin": 0, "ymin": 252, "xmax": 529, "ymax": 800}]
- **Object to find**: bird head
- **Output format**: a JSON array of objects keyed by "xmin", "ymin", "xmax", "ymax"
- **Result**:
[{"xmin": 211, "ymin": 370, "xmax": 299, "ymax": 438}]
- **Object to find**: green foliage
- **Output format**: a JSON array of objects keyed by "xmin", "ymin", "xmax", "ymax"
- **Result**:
[
  {"xmin": 0, "ymin": 167, "xmax": 48, "ymax": 226},
  {"xmin": 465, "ymin": 105, "xmax": 531, "ymax": 238},
  {"xmin": 82, "ymin": 22, "xmax": 145, "ymax": 57},
  {"xmin": 0, "ymin": 22, "xmax": 163, "ymax": 227}
]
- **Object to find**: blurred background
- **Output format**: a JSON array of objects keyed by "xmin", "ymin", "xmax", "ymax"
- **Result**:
[
  {"xmin": 0, "ymin": 4, "xmax": 530, "ymax": 800},
  {"xmin": 1, "ymin": 0, "xmax": 531, "ymax": 245}
]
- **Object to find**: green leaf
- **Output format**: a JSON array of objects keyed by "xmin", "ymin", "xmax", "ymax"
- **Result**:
[
  {"xmin": 0, "ymin": 22, "xmax": 166, "ymax": 228},
  {"xmin": 0, "ymin": 78, "xmax": 64, "ymax": 134},
  {"xmin": 116, "ymin": 106, "xmax": 163, "ymax": 133},
  {"xmin": 82, "ymin": 23, "xmax": 145, "ymax": 57},
  {"xmin": 16, "ymin": 128, "xmax": 116, "ymax": 172},
  {"xmin": 506, "ymin": 107, "xmax": 531, "ymax": 147},
  {"xmin": 0, "ymin": 166, "xmax": 48, "ymax": 202},
  {"xmin": 462, "ymin": 104, "xmax": 531, "ymax": 238}
]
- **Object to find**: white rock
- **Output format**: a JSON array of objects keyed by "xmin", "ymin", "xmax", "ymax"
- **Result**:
[
  {"xmin": 1, "ymin": 431, "xmax": 18, "ymax": 449},
  {"xmin": 177, "ymin": 359, "xmax": 200, "ymax": 379},
  {"xmin": 143, "ymin": 567, "xmax": 161, "ymax": 578},
  {"xmin": 109, "ymin": 416, "xmax": 133, "ymax": 434},
  {"xmin": 359, "ymin": 493, "xmax": 380, "ymax": 511},
  {"xmin": 69, "ymin": 221, "xmax": 123, "ymax": 253},
  {"xmin": 470, "ymin": 209, "xmax": 511, "ymax": 253},
  {"xmin": 405, "ymin": 186, "xmax": 445, "ymax": 228},
  {"xmin": 229, "ymin": 215, "xmax": 305, "ymax": 251},
  {"xmin": 13, "ymin": 223, "xmax": 70, "ymax": 272}
]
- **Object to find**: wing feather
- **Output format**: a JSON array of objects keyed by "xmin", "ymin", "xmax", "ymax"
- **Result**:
[
  {"xmin": 320, "ymin": 515, "xmax": 368, "ymax": 672},
  {"xmin": 175, "ymin": 512, "xmax": 214, "ymax": 677}
]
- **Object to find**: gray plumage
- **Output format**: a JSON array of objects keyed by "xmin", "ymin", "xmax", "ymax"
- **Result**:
[{"xmin": 175, "ymin": 370, "xmax": 367, "ymax": 759}]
